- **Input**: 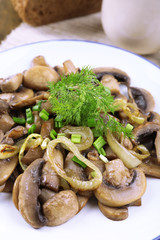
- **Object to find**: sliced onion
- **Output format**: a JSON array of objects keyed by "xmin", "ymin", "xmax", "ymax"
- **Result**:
[
  {"xmin": 46, "ymin": 136, "xmax": 102, "ymax": 191},
  {"xmin": 59, "ymin": 126, "xmax": 94, "ymax": 151},
  {"xmin": 106, "ymin": 130, "xmax": 142, "ymax": 168},
  {"xmin": 0, "ymin": 144, "xmax": 19, "ymax": 159},
  {"xmin": 129, "ymin": 145, "xmax": 150, "ymax": 160},
  {"xmin": 19, "ymin": 134, "xmax": 43, "ymax": 170}
]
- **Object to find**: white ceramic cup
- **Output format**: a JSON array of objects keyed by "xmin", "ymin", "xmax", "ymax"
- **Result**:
[{"xmin": 101, "ymin": 0, "xmax": 160, "ymax": 54}]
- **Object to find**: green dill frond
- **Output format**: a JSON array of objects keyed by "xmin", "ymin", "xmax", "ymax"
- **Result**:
[{"xmin": 48, "ymin": 66, "xmax": 133, "ymax": 138}]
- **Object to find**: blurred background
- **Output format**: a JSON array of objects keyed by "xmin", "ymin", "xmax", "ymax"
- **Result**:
[{"xmin": 0, "ymin": 0, "xmax": 160, "ymax": 65}]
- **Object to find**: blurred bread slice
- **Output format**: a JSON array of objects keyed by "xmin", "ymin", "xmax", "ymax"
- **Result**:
[{"xmin": 11, "ymin": 0, "xmax": 102, "ymax": 26}]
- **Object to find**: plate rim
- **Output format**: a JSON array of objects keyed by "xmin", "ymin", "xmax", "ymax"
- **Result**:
[{"xmin": 0, "ymin": 39, "xmax": 159, "ymax": 70}]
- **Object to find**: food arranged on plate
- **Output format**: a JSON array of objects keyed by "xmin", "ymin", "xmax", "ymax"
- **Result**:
[{"xmin": 0, "ymin": 56, "xmax": 160, "ymax": 228}]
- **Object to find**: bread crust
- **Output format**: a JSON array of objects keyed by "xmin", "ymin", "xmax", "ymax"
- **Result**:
[{"xmin": 11, "ymin": 0, "xmax": 102, "ymax": 26}]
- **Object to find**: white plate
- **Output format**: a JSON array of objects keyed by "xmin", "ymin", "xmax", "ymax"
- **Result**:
[{"xmin": 0, "ymin": 40, "xmax": 160, "ymax": 240}]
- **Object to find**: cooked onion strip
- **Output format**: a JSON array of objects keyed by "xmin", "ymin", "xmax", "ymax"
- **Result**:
[
  {"xmin": 129, "ymin": 145, "xmax": 150, "ymax": 160},
  {"xmin": 19, "ymin": 134, "xmax": 43, "ymax": 170},
  {"xmin": 0, "ymin": 144, "xmax": 19, "ymax": 159},
  {"xmin": 46, "ymin": 136, "xmax": 102, "ymax": 191},
  {"xmin": 106, "ymin": 130, "xmax": 142, "ymax": 168}
]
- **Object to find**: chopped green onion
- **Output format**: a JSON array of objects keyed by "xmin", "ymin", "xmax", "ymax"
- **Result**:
[
  {"xmin": 71, "ymin": 155, "xmax": 87, "ymax": 168},
  {"xmin": 126, "ymin": 123, "xmax": 134, "ymax": 131},
  {"xmin": 54, "ymin": 115, "xmax": 63, "ymax": 128},
  {"xmin": 13, "ymin": 117, "xmax": 26, "ymax": 125},
  {"xmin": 32, "ymin": 100, "xmax": 43, "ymax": 111},
  {"xmin": 57, "ymin": 133, "xmax": 66, "ymax": 138},
  {"xmin": 90, "ymin": 171, "xmax": 96, "ymax": 178},
  {"xmin": 99, "ymin": 154, "xmax": 109, "ymax": 163},
  {"xmin": 26, "ymin": 108, "xmax": 34, "ymax": 124},
  {"xmin": 98, "ymin": 147, "xmax": 106, "ymax": 156},
  {"xmin": 39, "ymin": 109, "xmax": 49, "ymax": 121},
  {"xmin": 93, "ymin": 136, "xmax": 106, "ymax": 151},
  {"xmin": 32, "ymin": 104, "xmax": 41, "ymax": 111},
  {"xmin": 50, "ymin": 129, "xmax": 57, "ymax": 139},
  {"xmin": 87, "ymin": 118, "xmax": 97, "ymax": 127},
  {"xmin": 28, "ymin": 124, "xmax": 36, "ymax": 135},
  {"xmin": 71, "ymin": 134, "xmax": 82, "ymax": 143}
]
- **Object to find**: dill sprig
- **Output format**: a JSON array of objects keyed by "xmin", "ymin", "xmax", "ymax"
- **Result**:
[{"xmin": 48, "ymin": 67, "xmax": 133, "ymax": 138}]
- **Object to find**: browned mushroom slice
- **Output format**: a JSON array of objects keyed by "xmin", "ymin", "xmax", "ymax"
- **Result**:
[
  {"xmin": 0, "ymin": 100, "xmax": 10, "ymax": 113},
  {"xmin": 18, "ymin": 158, "xmax": 47, "ymax": 228},
  {"xmin": 128, "ymin": 87, "xmax": 155, "ymax": 113},
  {"xmin": 1, "ymin": 126, "xmax": 27, "ymax": 144},
  {"xmin": 40, "ymin": 118, "xmax": 54, "ymax": 139},
  {"xmin": 148, "ymin": 111, "xmax": 160, "ymax": 124},
  {"xmin": 155, "ymin": 130, "xmax": 160, "ymax": 163},
  {"xmin": 98, "ymin": 201, "xmax": 128, "ymax": 221},
  {"xmin": 41, "ymin": 161, "xmax": 60, "ymax": 192},
  {"xmin": 0, "ymin": 73, "xmax": 23, "ymax": 93},
  {"xmin": 0, "ymin": 155, "xmax": 18, "ymax": 185},
  {"xmin": 0, "ymin": 113, "xmax": 14, "ymax": 133},
  {"xmin": 133, "ymin": 122, "xmax": 160, "ymax": 150},
  {"xmin": 63, "ymin": 60, "xmax": 79, "ymax": 74},
  {"xmin": 138, "ymin": 162, "xmax": 160, "ymax": 178},
  {"xmin": 92, "ymin": 67, "xmax": 130, "ymax": 86},
  {"xmin": 94, "ymin": 159, "xmax": 146, "ymax": 207},
  {"xmin": 101, "ymin": 75, "xmax": 120, "ymax": 95},
  {"xmin": 23, "ymin": 65, "xmax": 60, "ymax": 91},
  {"xmin": 43, "ymin": 190, "xmax": 79, "ymax": 226},
  {"xmin": 21, "ymin": 146, "xmax": 44, "ymax": 166},
  {"xmin": 77, "ymin": 195, "xmax": 89, "ymax": 212},
  {"xmin": 12, "ymin": 174, "xmax": 23, "ymax": 210},
  {"xmin": 0, "ymin": 93, "xmax": 13, "ymax": 103},
  {"xmin": 39, "ymin": 188, "xmax": 56, "ymax": 204},
  {"xmin": 31, "ymin": 56, "xmax": 51, "ymax": 67},
  {"xmin": 10, "ymin": 92, "xmax": 47, "ymax": 109},
  {"xmin": 9, "ymin": 87, "xmax": 34, "ymax": 109}
]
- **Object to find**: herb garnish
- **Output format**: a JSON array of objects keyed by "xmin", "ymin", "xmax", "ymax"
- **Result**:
[{"xmin": 48, "ymin": 67, "xmax": 133, "ymax": 138}]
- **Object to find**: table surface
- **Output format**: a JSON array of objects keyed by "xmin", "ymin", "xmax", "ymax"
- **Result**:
[{"xmin": 0, "ymin": 12, "xmax": 160, "ymax": 67}]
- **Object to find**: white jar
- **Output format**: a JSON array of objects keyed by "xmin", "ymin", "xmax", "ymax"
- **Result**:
[{"xmin": 101, "ymin": 0, "xmax": 160, "ymax": 54}]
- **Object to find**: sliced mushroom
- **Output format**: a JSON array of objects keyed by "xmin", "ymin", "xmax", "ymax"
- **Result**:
[
  {"xmin": 128, "ymin": 87, "xmax": 155, "ymax": 112},
  {"xmin": 9, "ymin": 87, "xmax": 34, "ymax": 109},
  {"xmin": 0, "ymin": 155, "xmax": 18, "ymax": 185},
  {"xmin": 101, "ymin": 74, "xmax": 120, "ymax": 95},
  {"xmin": 0, "ymin": 183, "xmax": 6, "ymax": 192},
  {"xmin": 31, "ymin": 56, "xmax": 51, "ymax": 67},
  {"xmin": 94, "ymin": 159, "xmax": 146, "ymax": 207},
  {"xmin": 43, "ymin": 190, "xmax": 79, "ymax": 226},
  {"xmin": 21, "ymin": 146, "xmax": 44, "ymax": 166},
  {"xmin": 0, "ymin": 100, "xmax": 10, "ymax": 113},
  {"xmin": 39, "ymin": 188, "xmax": 56, "ymax": 204},
  {"xmin": 41, "ymin": 161, "xmax": 60, "ymax": 192},
  {"xmin": 0, "ymin": 73, "xmax": 23, "ymax": 93},
  {"xmin": 77, "ymin": 195, "xmax": 89, "ymax": 212},
  {"xmin": 1, "ymin": 126, "xmax": 27, "ymax": 145},
  {"xmin": 18, "ymin": 158, "xmax": 47, "ymax": 228},
  {"xmin": 10, "ymin": 92, "xmax": 47, "ymax": 109},
  {"xmin": 98, "ymin": 201, "xmax": 128, "ymax": 221},
  {"xmin": 23, "ymin": 65, "xmax": 60, "ymax": 91},
  {"xmin": 63, "ymin": 60, "xmax": 79, "ymax": 74},
  {"xmin": 138, "ymin": 162, "xmax": 160, "ymax": 178},
  {"xmin": 92, "ymin": 67, "xmax": 130, "ymax": 86},
  {"xmin": 12, "ymin": 174, "xmax": 23, "ymax": 210},
  {"xmin": 155, "ymin": 130, "xmax": 160, "ymax": 163},
  {"xmin": 40, "ymin": 118, "xmax": 54, "ymax": 139},
  {"xmin": 133, "ymin": 122, "xmax": 160, "ymax": 149},
  {"xmin": 0, "ymin": 113, "xmax": 14, "ymax": 133},
  {"xmin": 148, "ymin": 111, "xmax": 160, "ymax": 124}
]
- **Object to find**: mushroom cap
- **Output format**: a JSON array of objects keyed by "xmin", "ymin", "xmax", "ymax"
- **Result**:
[
  {"xmin": 129, "ymin": 87, "xmax": 155, "ymax": 112},
  {"xmin": 0, "ymin": 73, "xmax": 23, "ymax": 93},
  {"xmin": 92, "ymin": 67, "xmax": 130, "ymax": 86},
  {"xmin": 23, "ymin": 65, "xmax": 60, "ymax": 91},
  {"xmin": 94, "ymin": 160, "xmax": 146, "ymax": 207},
  {"xmin": 43, "ymin": 190, "xmax": 79, "ymax": 226},
  {"xmin": 98, "ymin": 201, "xmax": 128, "ymax": 221},
  {"xmin": 18, "ymin": 158, "xmax": 47, "ymax": 228},
  {"xmin": 0, "ymin": 155, "xmax": 18, "ymax": 185}
]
